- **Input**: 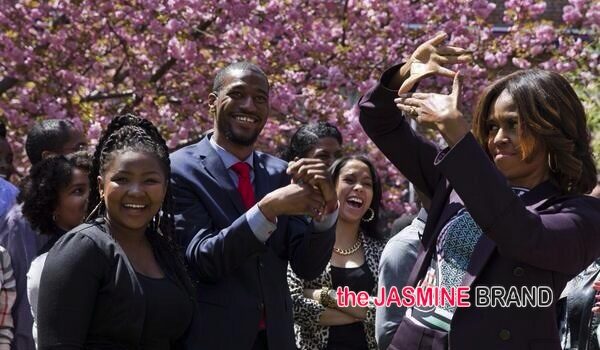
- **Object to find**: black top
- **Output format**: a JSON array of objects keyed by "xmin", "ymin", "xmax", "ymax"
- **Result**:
[
  {"xmin": 37, "ymin": 221, "xmax": 194, "ymax": 349},
  {"xmin": 327, "ymin": 263, "xmax": 374, "ymax": 350},
  {"xmin": 137, "ymin": 274, "xmax": 193, "ymax": 350}
]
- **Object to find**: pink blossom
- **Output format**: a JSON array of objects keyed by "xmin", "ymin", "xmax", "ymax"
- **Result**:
[
  {"xmin": 563, "ymin": 5, "xmax": 584, "ymax": 23},
  {"xmin": 512, "ymin": 57, "xmax": 532, "ymax": 69},
  {"xmin": 534, "ymin": 24, "xmax": 556, "ymax": 43}
]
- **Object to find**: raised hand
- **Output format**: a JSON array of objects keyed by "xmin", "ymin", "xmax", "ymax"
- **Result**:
[
  {"xmin": 398, "ymin": 32, "xmax": 472, "ymax": 94},
  {"xmin": 395, "ymin": 72, "xmax": 469, "ymax": 146},
  {"xmin": 287, "ymin": 158, "xmax": 337, "ymax": 213},
  {"xmin": 258, "ymin": 183, "xmax": 328, "ymax": 221}
]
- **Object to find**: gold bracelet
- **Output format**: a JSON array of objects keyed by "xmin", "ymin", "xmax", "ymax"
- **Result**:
[{"xmin": 320, "ymin": 287, "xmax": 337, "ymax": 308}]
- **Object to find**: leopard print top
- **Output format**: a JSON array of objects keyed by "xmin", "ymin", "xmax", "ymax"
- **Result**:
[{"xmin": 287, "ymin": 232, "xmax": 386, "ymax": 349}]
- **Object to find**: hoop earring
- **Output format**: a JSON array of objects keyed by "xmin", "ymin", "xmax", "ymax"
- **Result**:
[
  {"xmin": 85, "ymin": 198, "xmax": 104, "ymax": 222},
  {"xmin": 362, "ymin": 208, "xmax": 375, "ymax": 222},
  {"xmin": 547, "ymin": 153, "xmax": 558, "ymax": 173}
]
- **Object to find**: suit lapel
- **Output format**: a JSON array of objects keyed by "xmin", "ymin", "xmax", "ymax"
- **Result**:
[
  {"xmin": 253, "ymin": 153, "xmax": 272, "ymax": 202},
  {"xmin": 198, "ymin": 137, "xmax": 247, "ymax": 215}
]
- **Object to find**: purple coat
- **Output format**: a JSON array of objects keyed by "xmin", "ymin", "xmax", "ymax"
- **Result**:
[{"xmin": 359, "ymin": 65, "xmax": 600, "ymax": 350}]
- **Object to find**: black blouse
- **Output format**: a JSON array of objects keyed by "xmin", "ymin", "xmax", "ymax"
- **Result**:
[
  {"xmin": 327, "ymin": 263, "xmax": 375, "ymax": 350},
  {"xmin": 137, "ymin": 274, "xmax": 193, "ymax": 349}
]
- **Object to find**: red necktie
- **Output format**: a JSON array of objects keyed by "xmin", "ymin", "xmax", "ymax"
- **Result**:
[
  {"xmin": 231, "ymin": 162, "xmax": 255, "ymax": 210},
  {"xmin": 231, "ymin": 162, "xmax": 265, "ymax": 330}
]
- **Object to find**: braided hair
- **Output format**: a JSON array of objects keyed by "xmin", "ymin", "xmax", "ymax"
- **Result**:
[{"xmin": 88, "ymin": 114, "xmax": 196, "ymax": 298}]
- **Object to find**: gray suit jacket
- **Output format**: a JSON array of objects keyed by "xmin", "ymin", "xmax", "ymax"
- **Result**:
[{"xmin": 376, "ymin": 209, "xmax": 426, "ymax": 349}]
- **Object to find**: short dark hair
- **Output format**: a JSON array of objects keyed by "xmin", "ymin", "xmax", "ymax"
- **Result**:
[
  {"xmin": 20, "ymin": 151, "xmax": 91, "ymax": 235},
  {"xmin": 25, "ymin": 119, "xmax": 78, "ymax": 165},
  {"xmin": 212, "ymin": 62, "xmax": 268, "ymax": 93},
  {"xmin": 329, "ymin": 155, "xmax": 384, "ymax": 240},
  {"xmin": 281, "ymin": 122, "xmax": 343, "ymax": 161}
]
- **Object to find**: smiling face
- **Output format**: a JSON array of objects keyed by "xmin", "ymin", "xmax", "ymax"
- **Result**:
[
  {"xmin": 335, "ymin": 159, "xmax": 374, "ymax": 224},
  {"xmin": 306, "ymin": 137, "xmax": 342, "ymax": 167},
  {"xmin": 53, "ymin": 167, "xmax": 90, "ymax": 231},
  {"xmin": 209, "ymin": 68, "xmax": 270, "ymax": 150},
  {"xmin": 99, "ymin": 150, "xmax": 166, "ymax": 237},
  {"xmin": 485, "ymin": 90, "xmax": 549, "ymax": 189}
]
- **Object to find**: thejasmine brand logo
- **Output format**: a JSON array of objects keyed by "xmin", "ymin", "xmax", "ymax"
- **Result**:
[
  {"xmin": 336, "ymin": 286, "xmax": 553, "ymax": 308},
  {"xmin": 474, "ymin": 286, "xmax": 553, "ymax": 307}
]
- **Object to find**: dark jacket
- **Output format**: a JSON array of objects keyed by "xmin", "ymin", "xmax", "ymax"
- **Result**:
[
  {"xmin": 170, "ymin": 136, "xmax": 336, "ymax": 350},
  {"xmin": 358, "ymin": 65, "xmax": 600, "ymax": 350},
  {"xmin": 37, "ymin": 220, "xmax": 193, "ymax": 349}
]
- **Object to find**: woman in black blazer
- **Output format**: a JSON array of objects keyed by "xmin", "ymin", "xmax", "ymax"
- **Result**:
[{"xmin": 37, "ymin": 114, "xmax": 196, "ymax": 349}]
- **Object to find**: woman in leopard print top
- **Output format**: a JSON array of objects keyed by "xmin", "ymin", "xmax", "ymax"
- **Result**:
[{"xmin": 288, "ymin": 156, "xmax": 387, "ymax": 350}]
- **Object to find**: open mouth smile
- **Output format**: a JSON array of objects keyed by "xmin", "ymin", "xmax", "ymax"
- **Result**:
[{"xmin": 346, "ymin": 196, "xmax": 364, "ymax": 209}]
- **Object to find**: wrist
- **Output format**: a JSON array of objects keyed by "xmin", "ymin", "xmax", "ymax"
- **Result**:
[
  {"xmin": 436, "ymin": 113, "xmax": 470, "ymax": 147},
  {"xmin": 320, "ymin": 287, "xmax": 338, "ymax": 309},
  {"xmin": 324, "ymin": 199, "xmax": 338, "ymax": 214},
  {"xmin": 258, "ymin": 195, "xmax": 279, "ymax": 222}
]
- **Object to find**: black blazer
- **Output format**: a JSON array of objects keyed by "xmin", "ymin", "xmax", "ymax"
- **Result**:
[
  {"xmin": 170, "ymin": 136, "xmax": 336, "ymax": 350},
  {"xmin": 37, "ymin": 220, "xmax": 193, "ymax": 349}
]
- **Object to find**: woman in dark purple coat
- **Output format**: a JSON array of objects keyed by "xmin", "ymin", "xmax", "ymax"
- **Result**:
[{"xmin": 360, "ymin": 33, "xmax": 600, "ymax": 350}]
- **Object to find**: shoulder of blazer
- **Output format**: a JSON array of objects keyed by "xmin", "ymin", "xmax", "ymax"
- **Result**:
[
  {"xmin": 537, "ymin": 192, "xmax": 600, "ymax": 213},
  {"xmin": 170, "ymin": 140, "xmax": 204, "ymax": 166},
  {"xmin": 58, "ymin": 221, "xmax": 121, "ymax": 258},
  {"xmin": 253, "ymin": 150, "xmax": 288, "ymax": 175}
]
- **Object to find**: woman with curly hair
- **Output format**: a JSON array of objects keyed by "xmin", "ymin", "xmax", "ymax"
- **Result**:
[
  {"xmin": 360, "ymin": 33, "xmax": 600, "ymax": 349},
  {"xmin": 288, "ymin": 155, "xmax": 386, "ymax": 350},
  {"xmin": 37, "ymin": 114, "xmax": 196, "ymax": 349},
  {"xmin": 22, "ymin": 152, "xmax": 90, "ymax": 345}
]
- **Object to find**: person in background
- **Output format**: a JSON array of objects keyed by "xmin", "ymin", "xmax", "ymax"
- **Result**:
[
  {"xmin": 288, "ymin": 155, "xmax": 386, "ymax": 350},
  {"xmin": 0, "ymin": 122, "xmax": 16, "ymax": 183},
  {"xmin": 0, "ymin": 119, "xmax": 87, "ymax": 350},
  {"xmin": 376, "ymin": 190, "xmax": 430, "ymax": 350},
  {"xmin": 281, "ymin": 122, "xmax": 343, "ymax": 167},
  {"xmin": 0, "ymin": 245, "xmax": 16, "ymax": 350},
  {"xmin": 19, "ymin": 152, "xmax": 90, "ymax": 346},
  {"xmin": 0, "ymin": 123, "xmax": 18, "ymax": 220},
  {"xmin": 37, "ymin": 114, "xmax": 196, "ymax": 349}
]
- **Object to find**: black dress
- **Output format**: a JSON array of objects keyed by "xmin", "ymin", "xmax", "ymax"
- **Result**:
[{"xmin": 327, "ymin": 263, "xmax": 375, "ymax": 350}]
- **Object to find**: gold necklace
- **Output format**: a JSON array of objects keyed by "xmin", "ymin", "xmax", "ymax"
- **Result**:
[{"xmin": 333, "ymin": 238, "xmax": 362, "ymax": 256}]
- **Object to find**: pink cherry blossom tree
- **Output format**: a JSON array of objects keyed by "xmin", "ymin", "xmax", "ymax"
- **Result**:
[{"xmin": 1, "ymin": 0, "xmax": 598, "ymax": 218}]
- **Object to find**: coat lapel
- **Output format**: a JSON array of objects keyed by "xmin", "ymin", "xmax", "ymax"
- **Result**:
[
  {"xmin": 197, "ymin": 137, "xmax": 246, "ymax": 215},
  {"xmin": 460, "ymin": 180, "xmax": 561, "ymax": 288},
  {"xmin": 252, "ymin": 153, "xmax": 272, "ymax": 202},
  {"xmin": 407, "ymin": 184, "xmax": 456, "ymax": 287}
]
